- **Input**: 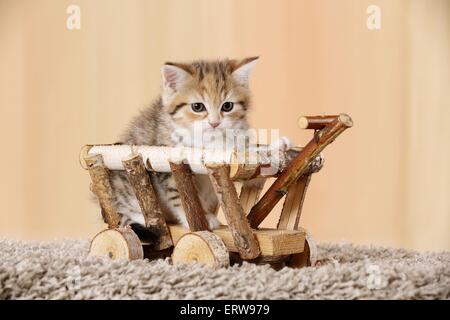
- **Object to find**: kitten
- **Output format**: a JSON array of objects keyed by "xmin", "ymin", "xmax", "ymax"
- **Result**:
[{"xmin": 108, "ymin": 57, "xmax": 290, "ymax": 241}]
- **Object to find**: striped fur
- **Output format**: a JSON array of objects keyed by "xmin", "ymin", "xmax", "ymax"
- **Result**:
[{"xmin": 108, "ymin": 58, "xmax": 258, "ymax": 232}]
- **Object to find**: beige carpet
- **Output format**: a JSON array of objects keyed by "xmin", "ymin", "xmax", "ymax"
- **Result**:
[{"xmin": 0, "ymin": 239, "xmax": 448, "ymax": 299}]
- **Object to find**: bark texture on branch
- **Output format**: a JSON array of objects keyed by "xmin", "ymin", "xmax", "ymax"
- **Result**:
[
  {"xmin": 169, "ymin": 160, "xmax": 209, "ymax": 232},
  {"xmin": 84, "ymin": 154, "xmax": 121, "ymax": 228},
  {"xmin": 122, "ymin": 154, "xmax": 173, "ymax": 250},
  {"xmin": 206, "ymin": 164, "xmax": 260, "ymax": 260},
  {"xmin": 248, "ymin": 113, "xmax": 353, "ymax": 228}
]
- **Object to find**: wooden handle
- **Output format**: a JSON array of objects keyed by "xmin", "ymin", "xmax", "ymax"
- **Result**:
[
  {"xmin": 248, "ymin": 113, "xmax": 353, "ymax": 228},
  {"xmin": 298, "ymin": 114, "xmax": 353, "ymax": 130}
]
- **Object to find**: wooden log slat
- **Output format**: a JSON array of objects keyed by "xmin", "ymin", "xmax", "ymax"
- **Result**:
[
  {"xmin": 122, "ymin": 154, "xmax": 173, "ymax": 250},
  {"xmin": 84, "ymin": 154, "xmax": 121, "ymax": 228},
  {"xmin": 81, "ymin": 144, "xmax": 321, "ymax": 180},
  {"xmin": 277, "ymin": 174, "xmax": 312, "ymax": 230},
  {"xmin": 169, "ymin": 160, "xmax": 209, "ymax": 232},
  {"xmin": 240, "ymin": 178, "xmax": 266, "ymax": 215},
  {"xmin": 206, "ymin": 164, "xmax": 261, "ymax": 260},
  {"xmin": 248, "ymin": 113, "xmax": 353, "ymax": 228}
]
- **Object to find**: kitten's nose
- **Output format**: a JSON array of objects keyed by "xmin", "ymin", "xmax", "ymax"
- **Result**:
[{"xmin": 209, "ymin": 121, "xmax": 221, "ymax": 128}]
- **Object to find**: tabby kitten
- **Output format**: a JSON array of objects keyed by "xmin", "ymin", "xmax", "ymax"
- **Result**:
[{"xmin": 110, "ymin": 57, "xmax": 264, "ymax": 240}]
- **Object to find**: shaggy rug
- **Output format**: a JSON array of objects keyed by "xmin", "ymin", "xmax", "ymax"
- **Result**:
[{"xmin": 0, "ymin": 239, "xmax": 448, "ymax": 300}]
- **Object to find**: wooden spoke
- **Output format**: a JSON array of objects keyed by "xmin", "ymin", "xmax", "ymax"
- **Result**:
[
  {"xmin": 277, "ymin": 174, "xmax": 312, "ymax": 230},
  {"xmin": 169, "ymin": 159, "xmax": 209, "ymax": 231},
  {"xmin": 239, "ymin": 178, "xmax": 266, "ymax": 215},
  {"xmin": 84, "ymin": 154, "xmax": 121, "ymax": 228},
  {"xmin": 206, "ymin": 164, "xmax": 261, "ymax": 260},
  {"xmin": 122, "ymin": 154, "xmax": 172, "ymax": 250}
]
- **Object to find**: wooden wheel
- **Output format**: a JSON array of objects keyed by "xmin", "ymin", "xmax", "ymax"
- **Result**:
[
  {"xmin": 172, "ymin": 231, "xmax": 230, "ymax": 267},
  {"xmin": 89, "ymin": 227, "xmax": 143, "ymax": 260},
  {"xmin": 286, "ymin": 231, "xmax": 317, "ymax": 268}
]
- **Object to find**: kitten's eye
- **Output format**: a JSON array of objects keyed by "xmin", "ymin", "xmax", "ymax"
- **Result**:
[
  {"xmin": 191, "ymin": 103, "xmax": 206, "ymax": 113},
  {"xmin": 221, "ymin": 102, "xmax": 234, "ymax": 112}
]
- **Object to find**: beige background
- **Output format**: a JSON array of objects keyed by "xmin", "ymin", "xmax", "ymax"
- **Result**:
[{"xmin": 1, "ymin": 0, "xmax": 449, "ymax": 250}]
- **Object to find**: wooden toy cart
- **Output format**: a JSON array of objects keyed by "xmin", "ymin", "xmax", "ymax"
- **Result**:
[{"xmin": 80, "ymin": 114, "xmax": 352, "ymax": 269}]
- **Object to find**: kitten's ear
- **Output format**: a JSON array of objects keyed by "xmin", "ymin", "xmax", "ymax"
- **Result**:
[
  {"xmin": 161, "ymin": 63, "xmax": 191, "ymax": 92},
  {"xmin": 232, "ymin": 56, "xmax": 259, "ymax": 87}
]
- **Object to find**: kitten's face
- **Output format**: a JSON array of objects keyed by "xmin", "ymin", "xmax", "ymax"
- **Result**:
[{"xmin": 160, "ymin": 58, "xmax": 258, "ymax": 147}]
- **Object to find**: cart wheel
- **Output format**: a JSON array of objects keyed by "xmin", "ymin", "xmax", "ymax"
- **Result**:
[
  {"xmin": 89, "ymin": 227, "xmax": 143, "ymax": 260},
  {"xmin": 172, "ymin": 231, "xmax": 229, "ymax": 268},
  {"xmin": 286, "ymin": 231, "xmax": 318, "ymax": 268}
]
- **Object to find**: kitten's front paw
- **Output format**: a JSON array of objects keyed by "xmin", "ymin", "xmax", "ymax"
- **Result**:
[
  {"xmin": 306, "ymin": 152, "xmax": 325, "ymax": 174},
  {"xmin": 315, "ymin": 152, "xmax": 325, "ymax": 167},
  {"xmin": 205, "ymin": 214, "xmax": 221, "ymax": 230},
  {"xmin": 177, "ymin": 215, "xmax": 189, "ymax": 229},
  {"xmin": 270, "ymin": 136, "xmax": 293, "ymax": 151}
]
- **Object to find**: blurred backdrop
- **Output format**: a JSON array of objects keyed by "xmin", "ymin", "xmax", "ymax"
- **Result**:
[{"xmin": 1, "ymin": 0, "xmax": 449, "ymax": 250}]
